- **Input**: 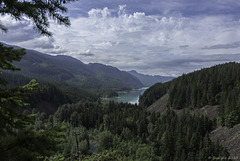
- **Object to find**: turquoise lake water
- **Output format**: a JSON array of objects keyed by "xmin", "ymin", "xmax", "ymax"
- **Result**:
[{"xmin": 109, "ymin": 87, "xmax": 148, "ymax": 104}]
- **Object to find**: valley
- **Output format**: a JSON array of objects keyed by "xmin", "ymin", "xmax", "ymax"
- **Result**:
[
  {"xmin": 1, "ymin": 1, "xmax": 240, "ymax": 160},
  {"xmin": 1, "ymin": 43, "xmax": 240, "ymax": 161},
  {"xmin": 103, "ymin": 87, "xmax": 148, "ymax": 104}
]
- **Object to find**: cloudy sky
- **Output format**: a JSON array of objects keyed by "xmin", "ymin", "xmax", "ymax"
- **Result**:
[{"xmin": 1, "ymin": 0, "xmax": 240, "ymax": 76}]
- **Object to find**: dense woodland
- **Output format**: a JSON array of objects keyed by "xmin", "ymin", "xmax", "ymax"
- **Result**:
[
  {"xmin": 0, "ymin": 1, "xmax": 238, "ymax": 160},
  {"xmin": 140, "ymin": 62, "xmax": 240, "ymax": 128},
  {"xmin": 0, "ymin": 43, "xmax": 233, "ymax": 160},
  {"xmin": 11, "ymin": 48, "xmax": 143, "ymax": 90},
  {"xmin": 49, "ymin": 101, "xmax": 230, "ymax": 161}
]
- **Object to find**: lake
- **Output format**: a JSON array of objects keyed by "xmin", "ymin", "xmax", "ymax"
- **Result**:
[{"xmin": 108, "ymin": 87, "xmax": 148, "ymax": 104}]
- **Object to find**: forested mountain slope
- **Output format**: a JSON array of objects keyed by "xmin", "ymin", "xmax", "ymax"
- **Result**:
[
  {"xmin": 87, "ymin": 63, "xmax": 143, "ymax": 89},
  {"xmin": 140, "ymin": 62, "xmax": 240, "ymax": 127},
  {"xmin": 139, "ymin": 62, "xmax": 240, "ymax": 159},
  {"xmin": 50, "ymin": 101, "xmax": 230, "ymax": 161},
  {"xmin": 1, "ymin": 72, "xmax": 99, "ymax": 114},
  {"xmin": 2, "ymin": 43, "xmax": 143, "ymax": 90},
  {"xmin": 0, "ymin": 43, "xmax": 232, "ymax": 160}
]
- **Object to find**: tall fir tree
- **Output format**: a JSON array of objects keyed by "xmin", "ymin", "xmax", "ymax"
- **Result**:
[{"xmin": 0, "ymin": 0, "xmax": 75, "ymax": 160}]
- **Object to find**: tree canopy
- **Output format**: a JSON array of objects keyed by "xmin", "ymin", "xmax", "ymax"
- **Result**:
[
  {"xmin": 0, "ymin": 0, "xmax": 76, "ymax": 160},
  {"xmin": 139, "ymin": 62, "xmax": 240, "ymax": 127},
  {"xmin": 0, "ymin": 0, "xmax": 75, "ymax": 36}
]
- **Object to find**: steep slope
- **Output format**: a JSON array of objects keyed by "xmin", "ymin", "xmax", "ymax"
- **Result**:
[
  {"xmin": 139, "ymin": 82, "xmax": 170, "ymax": 107},
  {"xmin": 14, "ymin": 49, "xmax": 94, "ymax": 80},
  {"xmin": 128, "ymin": 70, "xmax": 174, "ymax": 86},
  {"xmin": 139, "ymin": 62, "xmax": 240, "ymax": 160},
  {"xmin": 210, "ymin": 123, "xmax": 240, "ymax": 159},
  {"xmin": 1, "ymin": 71, "xmax": 98, "ymax": 114},
  {"xmin": 147, "ymin": 94, "xmax": 219, "ymax": 121},
  {"xmin": 88, "ymin": 63, "xmax": 143, "ymax": 89},
  {"xmin": 147, "ymin": 94, "xmax": 169, "ymax": 113},
  {"xmin": 4, "ymin": 43, "xmax": 143, "ymax": 90},
  {"xmin": 140, "ymin": 62, "xmax": 240, "ymax": 127}
]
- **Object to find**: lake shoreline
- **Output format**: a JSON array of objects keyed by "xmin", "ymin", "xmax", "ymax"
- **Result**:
[{"xmin": 102, "ymin": 87, "xmax": 148, "ymax": 104}]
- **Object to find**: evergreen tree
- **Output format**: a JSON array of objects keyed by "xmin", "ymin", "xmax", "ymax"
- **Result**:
[
  {"xmin": 0, "ymin": 44, "xmax": 68, "ymax": 160},
  {"xmin": 0, "ymin": 0, "xmax": 75, "ymax": 159},
  {"xmin": 0, "ymin": 0, "xmax": 75, "ymax": 36}
]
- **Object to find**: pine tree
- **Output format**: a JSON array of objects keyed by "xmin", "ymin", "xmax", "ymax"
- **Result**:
[
  {"xmin": 0, "ymin": 0, "xmax": 75, "ymax": 159},
  {"xmin": 0, "ymin": 44, "xmax": 39, "ymax": 136},
  {"xmin": 0, "ymin": 44, "xmax": 68, "ymax": 160},
  {"xmin": 0, "ymin": 0, "xmax": 75, "ymax": 36}
]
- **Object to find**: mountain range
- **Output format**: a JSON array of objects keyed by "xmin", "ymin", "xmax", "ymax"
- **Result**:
[
  {"xmin": 2, "ymin": 42, "xmax": 238, "ymax": 160},
  {"xmin": 2, "ymin": 42, "xmax": 173, "ymax": 90},
  {"xmin": 11, "ymin": 46, "xmax": 142, "ymax": 90},
  {"xmin": 128, "ymin": 70, "xmax": 174, "ymax": 86}
]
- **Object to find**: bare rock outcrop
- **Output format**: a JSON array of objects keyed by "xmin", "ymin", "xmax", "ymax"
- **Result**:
[{"xmin": 210, "ymin": 124, "xmax": 240, "ymax": 160}]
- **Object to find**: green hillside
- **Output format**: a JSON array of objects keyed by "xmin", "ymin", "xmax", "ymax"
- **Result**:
[
  {"xmin": 1, "ymin": 72, "xmax": 99, "ymax": 113},
  {"xmin": 0, "ymin": 43, "xmax": 232, "ymax": 161},
  {"xmin": 10, "ymin": 45, "xmax": 143, "ymax": 90},
  {"xmin": 140, "ymin": 62, "xmax": 240, "ymax": 127}
]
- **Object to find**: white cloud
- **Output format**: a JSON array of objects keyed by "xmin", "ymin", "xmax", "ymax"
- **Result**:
[
  {"xmin": 0, "ymin": 15, "xmax": 38, "ymax": 42},
  {"xmin": 1, "ymin": 3, "xmax": 240, "ymax": 76}
]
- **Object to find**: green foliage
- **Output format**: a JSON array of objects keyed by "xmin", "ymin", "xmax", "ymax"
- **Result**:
[
  {"xmin": 52, "ymin": 99, "xmax": 230, "ymax": 161},
  {"xmin": 0, "ymin": 44, "xmax": 38, "ymax": 135},
  {"xmin": 0, "ymin": 0, "xmax": 75, "ymax": 36},
  {"xmin": 0, "ymin": 81, "xmax": 66, "ymax": 160},
  {"xmin": 9, "ymin": 48, "xmax": 143, "ymax": 90},
  {"xmin": 2, "ymin": 71, "xmax": 100, "ymax": 107},
  {"xmin": 97, "ymin": 131, "xmax": 114, "ymax": 152},
  {"xmin": 135, "ymin": 144, "xmax": 156, "ymax": 161},
  {"xmin": 140, "ymin": 62, "xmax": 240, "ymax": 127},
  {"xmin": 43, "ymin": 154, "xmax": 66, "ymax": 161},
  {"xmin": 0, "ymin": 36, "xmax": 234, "ymax": 161},
  {"xmin": 0, "ymin": 43, "xmax": 25, "ymax": 71},
  {"xmin": 0, "ymin": 126, "xmax": 63, "ymax": 161},
  {"xmin": 82, "ymin": 150, "xmax": 120, "ymax": 161},
  {"xmin": 0, "ymin": 0, "xmax": 76, "ymax": 160},
  {"xmin": 167, "ymin": 62, "xmax": 240, "ymax": 127},
  {"xmin": 0, "ymin": 44, "xmax": 67, "ymax": 160},
  {"xmin": 224, "ymin": 110, "xmax": 240, "ymax": 128},
  {"xmin": 139, "ymin": 82, "xmax": 169, "ymax": 107},
  {"xmin": 61, "ymin": 125, "xmax": 90, "ymax": 157},
  {"xmin": 0, "ymin": 42, "xmax": 233, "ymax": 160},
  {"xmin": 29, "ymin": 83, "xmax": 72, "ymax": 111}
]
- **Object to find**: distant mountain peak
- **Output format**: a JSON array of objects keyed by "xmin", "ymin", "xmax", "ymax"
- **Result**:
[{"xmin": 128, "ymin": 70, "xmax": 174, "ymax": 87}]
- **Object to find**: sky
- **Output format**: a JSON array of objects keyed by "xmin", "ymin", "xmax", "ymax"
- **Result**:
[{"xmin": 1, "ymin": 0, "xmax": 240, "ymax": 76}]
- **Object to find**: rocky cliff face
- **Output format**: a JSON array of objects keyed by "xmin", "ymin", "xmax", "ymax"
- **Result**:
[{"xmin": 210, "ymin": 124, "xmax": 240, "ymax": 160}]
